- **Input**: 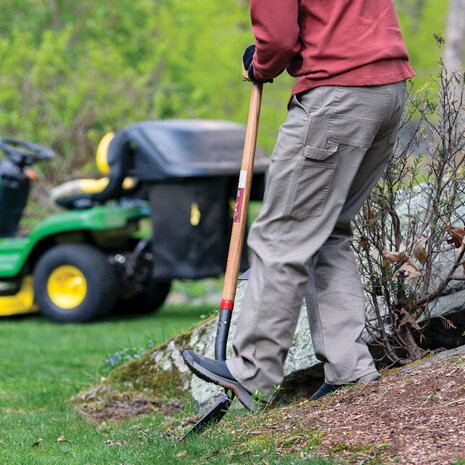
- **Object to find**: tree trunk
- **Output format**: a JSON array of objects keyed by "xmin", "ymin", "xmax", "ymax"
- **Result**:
[
  {"xmin": 444, "ymin": 0, "xmax": 465, "ymax": 72},
  {"xmin": 398, "ymin": 324, "xmax": 426, "ymax": 365}
]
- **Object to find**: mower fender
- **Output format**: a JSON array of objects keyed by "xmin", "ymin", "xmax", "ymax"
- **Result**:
[{"xmin": 0, "ymin": 204, "xmax": 150, "ymax": 278}]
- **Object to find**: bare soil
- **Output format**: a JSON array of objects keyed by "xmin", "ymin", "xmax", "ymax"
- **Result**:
[{"xmin": 82, "ymin": 398, "xmax": 184, "ymax": 422}]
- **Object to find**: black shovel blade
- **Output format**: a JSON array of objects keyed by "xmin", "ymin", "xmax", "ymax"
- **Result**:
[{"xmin": 182, "ymin": 393, "xmax": 233, "ymax": 439}]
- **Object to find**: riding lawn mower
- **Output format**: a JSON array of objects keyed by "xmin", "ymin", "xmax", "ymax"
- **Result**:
[{"xmin": 0, "ymin": 120, "xmax": 267, "ymax": 323}]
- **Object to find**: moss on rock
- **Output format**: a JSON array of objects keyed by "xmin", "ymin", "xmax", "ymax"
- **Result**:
[{"xmin": 75, "ymin": 312, "xmax": 218, "ymax": 413}]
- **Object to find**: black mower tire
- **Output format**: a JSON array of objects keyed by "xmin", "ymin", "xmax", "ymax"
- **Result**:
[
  {"xmin": 114, "ymin": 280, "xmax": 172, "ymax": 315},
  {"xmin": 33, "ymin": 243, "xmax": 119, "ymax": 323}
]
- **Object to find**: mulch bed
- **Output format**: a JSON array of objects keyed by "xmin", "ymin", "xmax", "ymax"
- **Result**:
[{"xmin": 238, "ymin": 349, "xmax": 465, "ymax": 464}]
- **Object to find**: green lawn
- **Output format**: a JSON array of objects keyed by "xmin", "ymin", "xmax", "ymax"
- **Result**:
[
  {"xmin": 0, "ymin": 305, "xmax": 207, "ymax": 464},
  {"xmin": 0, "ymin": 303, "xmax": 333, "ymax": 465}
]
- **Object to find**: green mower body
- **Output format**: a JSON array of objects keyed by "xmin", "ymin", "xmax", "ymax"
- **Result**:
[
  {"xmin": 0, "ymin": 202, "xmax": 154, "ymax": 322},
  {"xmin": 0, "ymin": 204, "xmax": 148, "ymax": 278}
]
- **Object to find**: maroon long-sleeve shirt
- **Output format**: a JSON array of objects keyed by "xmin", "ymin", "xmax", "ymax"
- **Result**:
[{"xmin": 250, "ymin": 0, "xmax": 415, "ymax": 96}]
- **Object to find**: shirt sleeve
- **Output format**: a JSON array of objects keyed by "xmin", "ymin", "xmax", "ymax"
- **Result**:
[{"xmin": 250, "ymin": 0, "xmax": 300, "ymax": 81}]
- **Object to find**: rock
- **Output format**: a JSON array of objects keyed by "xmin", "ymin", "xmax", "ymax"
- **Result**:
[
  {"xmin": 380, "ymin": 185, "xmax": 465, "ymax": 349},
  {"xmin": 189, "ymin": 283, "xmax": 323, "ymax": 412},
  {"xmin": 74, "ymin": 384, "xmax": 111, "ymax": 402}
]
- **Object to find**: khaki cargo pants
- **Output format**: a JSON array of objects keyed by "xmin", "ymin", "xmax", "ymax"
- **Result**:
[{"xmin": 227, "ymin": 81, "xmax": 407, "ymax": 397}]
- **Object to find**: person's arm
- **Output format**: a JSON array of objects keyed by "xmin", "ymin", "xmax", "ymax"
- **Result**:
[{"xmin": 250, "ymin": 0, "xmax": 300, "ymax": 81}]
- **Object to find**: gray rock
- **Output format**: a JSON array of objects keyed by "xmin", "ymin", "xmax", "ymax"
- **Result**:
[{"xmin": 189, "ymin": 283, "xmax": 321, "ymax": 412}]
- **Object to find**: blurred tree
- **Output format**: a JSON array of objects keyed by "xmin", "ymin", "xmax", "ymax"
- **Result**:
[
  {"xmin": 395, "ymin": 0, "xmax": 448, "ymax": 87},
  {"xmin": 0, "ymin": 0, "xmax": 290, "ymax": 183},
  {"xmin": 444, "ymin": 0, "xmax": 465, "ymax": 71},
  {"xmin": 0, "ymin": 0, "xmax": 453, "ymax": 186}
]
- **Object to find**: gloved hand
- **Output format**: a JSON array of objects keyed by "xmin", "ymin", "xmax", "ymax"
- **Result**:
[{"xmin": 242, "ymin": 45, "xmax": 273, "ymax": 83}]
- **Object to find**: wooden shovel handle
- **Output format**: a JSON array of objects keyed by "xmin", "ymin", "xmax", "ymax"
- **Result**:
[{"xmin": 221, "ymin": 83, "xmax": 263, "ymax": 309}]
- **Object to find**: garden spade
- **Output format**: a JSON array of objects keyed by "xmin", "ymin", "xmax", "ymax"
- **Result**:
[{"xmin": 183, "ymin": 82, "xmax": 263, "ymax": 437}]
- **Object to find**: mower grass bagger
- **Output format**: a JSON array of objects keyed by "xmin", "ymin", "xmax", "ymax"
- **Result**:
[{"xmin": 0, "ymin": 120, "xmax": 268, "ymax": 323}]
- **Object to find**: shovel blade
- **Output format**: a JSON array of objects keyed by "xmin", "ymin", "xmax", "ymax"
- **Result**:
[{"xmin": 183, "ymin": 393, "xmax": 232, "ymax": 438}]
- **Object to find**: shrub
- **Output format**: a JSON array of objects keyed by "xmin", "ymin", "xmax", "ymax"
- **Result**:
[{"xmin": 353, "ymin": 40, "xmax": 465, "ymax": 364}]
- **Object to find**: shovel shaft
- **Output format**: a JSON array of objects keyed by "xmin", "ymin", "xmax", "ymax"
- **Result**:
[
  {"xmin": 221, "ymin": 83, "xmax": 263, "ymax": 306},
  {"xmin": 216, "ymin": 83, "xmax": 262, "ymax": 361},
  {"xmin": 183, "ymin": 84, "xmax": 263, "ymax": 439}
]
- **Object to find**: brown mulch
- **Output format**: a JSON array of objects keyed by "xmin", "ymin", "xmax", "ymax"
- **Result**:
[{"xmin": 237, "ymin": 349, "xmax": 465, "ymax": 464}]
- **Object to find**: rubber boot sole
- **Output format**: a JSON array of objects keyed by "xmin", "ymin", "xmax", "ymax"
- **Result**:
[{"xmin": 182, "ymin": 351, "xmax": 260, "ymax": 412}]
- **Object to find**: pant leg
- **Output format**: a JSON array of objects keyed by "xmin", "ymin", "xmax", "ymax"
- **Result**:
[
  {"xmin": 227, "ymin": 82, "xmax": 406, "ymax": 396},
  {"xmin": 306, "ymin": 229, "xmax": 376, "ymax": 385},
  {"xmin": 306, "ymin": 87, "xmax": 407, "ymax": 384}
]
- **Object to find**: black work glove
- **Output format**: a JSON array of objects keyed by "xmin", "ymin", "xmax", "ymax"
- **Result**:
[{"xmin": 242, "ymin": 45, "xmax": 273, "ymax": 83}]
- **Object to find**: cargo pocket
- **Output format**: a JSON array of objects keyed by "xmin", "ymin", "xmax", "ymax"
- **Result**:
[
  {"xmin": 286, "ymin": 144, "xmax": 337, "ymax": 220},
  {"xmin": 304, "ymin": 140, "xmax": 338, "ymax": 161}
]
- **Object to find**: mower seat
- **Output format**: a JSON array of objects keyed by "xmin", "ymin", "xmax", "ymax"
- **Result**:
[{"xmin": 51, "ymin": 132, "xmax": 138, "ymax": 209}]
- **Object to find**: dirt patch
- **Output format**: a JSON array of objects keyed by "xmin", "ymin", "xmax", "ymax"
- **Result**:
[
  {"xmin": 234, "ymin": 349, "xmax": 465, "ymax": 464},
  {"xmin": 75, "ymin": 386, "xmax": 185, "ymax": 423},
  {"xmin": 82, "ymin": 398, "xmax": 184, "ymax": 422}
]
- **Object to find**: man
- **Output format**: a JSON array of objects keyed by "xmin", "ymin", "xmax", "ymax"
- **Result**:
[{"xmin": 184, "ymin": 0, "xmax": 415, "ymax": 410}]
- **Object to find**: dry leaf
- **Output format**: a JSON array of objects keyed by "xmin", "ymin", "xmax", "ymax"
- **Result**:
[
  {"xmin": 393, "ymin": 262, "xmax": 423, "ymax": 282},
  {"xmin": 414, "ymin": 236, "xmax": 428, "ymax": 264},
  {"xmin": 367, "ymin": 205, "xmax": 376, "ymax": 233},
  {"xmin": 32, "ymin": 438, "xmax": 43, "ymax": 447},
  {"xmin": 176, "ymin": 451, "xmax": 188, "ymax": 457},
  {"xmin": 399, "ymin": 308, "xmax": 421, "ymax": 330},
  {"xmin": 262, "ymin": 459, "xmax": 270, "ymax": 465},
  {"xmin": 447, "ymin": 226, "xmax": 465, "ymax": 250},
  {"xmin": 382, "ymin": 245, "xmax": 406, "ymax": 267},
  {"xmin": 359, "ymin": 235, "xmax": 370, "ymax": 253}
]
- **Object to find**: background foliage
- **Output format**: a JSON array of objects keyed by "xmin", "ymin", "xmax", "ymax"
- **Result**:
[{"xmin": 0, "ymin": 0, "xmax": 449, "ymax": 184}]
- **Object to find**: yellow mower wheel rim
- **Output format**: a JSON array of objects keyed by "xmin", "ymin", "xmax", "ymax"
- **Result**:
[{"xmin": 47, "ymin": 266, "xmax": 87, "ymax": 309}]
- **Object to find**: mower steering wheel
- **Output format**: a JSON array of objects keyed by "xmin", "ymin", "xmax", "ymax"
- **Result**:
[{"xmin": 0, "ymin": 138, "xmax": 54, "ymax": 168}]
